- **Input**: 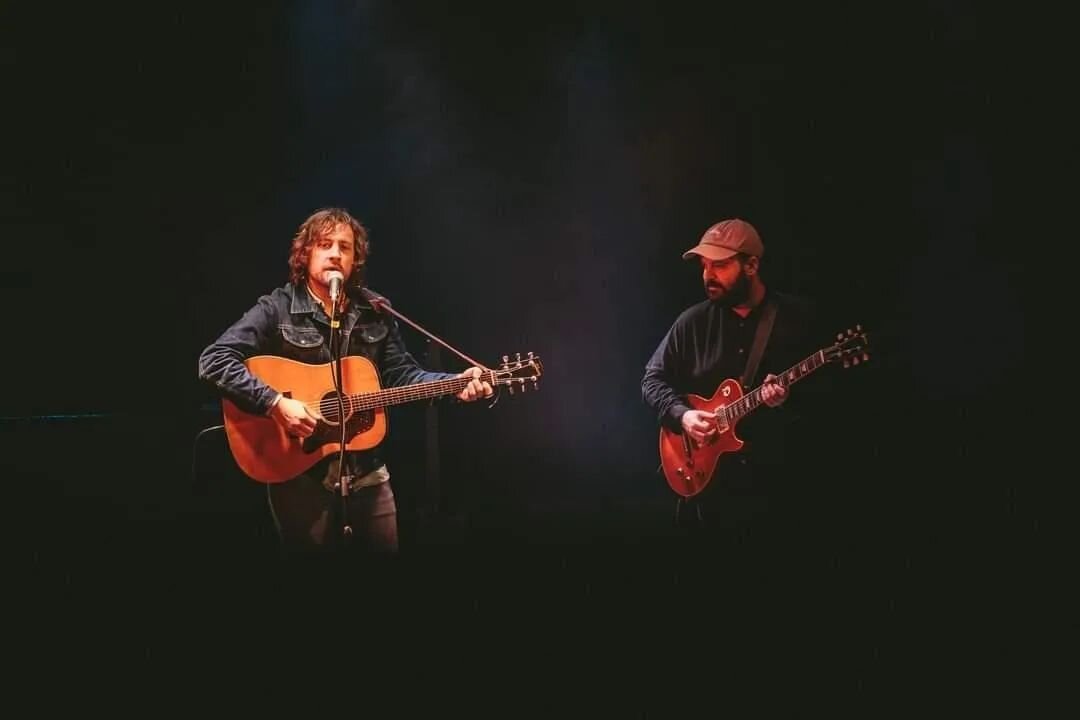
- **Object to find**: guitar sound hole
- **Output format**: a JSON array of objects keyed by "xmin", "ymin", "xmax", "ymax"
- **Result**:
[{"xmin": 318, "ymin": 391, "xmax": 350, "ymax": 425}]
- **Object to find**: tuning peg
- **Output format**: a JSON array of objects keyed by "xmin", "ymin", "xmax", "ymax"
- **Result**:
[
  {"xmin": 837, "ymin": 332, "xmax": 844, "ymax": 341},
  {"xmin": 843, "ymin": 359, "xmax": 850, "ymax": 368},
  {"xmin": 508, "ymin": 384, "xmax": 515, "ymax": 395},
  {"xmin": 527, "ymin": 351, "xmax": 534, "ymax": 360},
  {"xmin": 856, "ymin": 324, "xmax": 863, "ymax": 332},
  {"xmin": 532, "ymin": 380, "xmax": 539, "ymax": 391},
  {"xmin": 502, "ymin": 355, "xmax": 509, "ymax": 364},
  {"xmin": 863, "ymin": 353, "xmax": 870, "ymax": 362}
]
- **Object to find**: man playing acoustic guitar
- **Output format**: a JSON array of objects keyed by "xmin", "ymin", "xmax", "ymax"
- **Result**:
[
  {"xmin": 198, "ymin": 207, "xmax": 493, "ymax": 555},
  {"xmin": 641, "ymin": 218, "xmax": 833, "ymax": 552}
]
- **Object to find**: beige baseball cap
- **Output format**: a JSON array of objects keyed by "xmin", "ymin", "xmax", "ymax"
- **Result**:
[{"xmin": 682, "ymin": 218, "xmax": 764, "ymax": 261}]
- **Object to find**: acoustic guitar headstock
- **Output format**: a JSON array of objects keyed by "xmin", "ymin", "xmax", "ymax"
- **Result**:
[{"xmin": 493, "ymin": 352, "xmax": 543, "ymax": 394}]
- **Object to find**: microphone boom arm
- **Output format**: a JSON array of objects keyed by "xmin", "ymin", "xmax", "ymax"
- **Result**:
[{"xmin": 358, "ymin": 287, "xmax": 488, "ymax": 370}]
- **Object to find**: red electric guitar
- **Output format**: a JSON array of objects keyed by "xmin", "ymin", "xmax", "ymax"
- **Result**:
[{"xmin": 658, "ymin": 326, "xmax": 869, "ymax": 497}]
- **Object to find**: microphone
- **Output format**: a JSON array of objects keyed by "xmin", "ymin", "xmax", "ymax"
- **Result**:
[{"xmin": 327, "ymin": 270, "xmax": 345, "ymax": 305}]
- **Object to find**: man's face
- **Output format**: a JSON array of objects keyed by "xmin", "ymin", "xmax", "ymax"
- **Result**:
[
  {"xmin": 700, "ymin": 254, "xmax": 750, "ymax": 306},
  {"xmin": 306, "ymin": 223, "xmax": 357, "ymax": 290}
]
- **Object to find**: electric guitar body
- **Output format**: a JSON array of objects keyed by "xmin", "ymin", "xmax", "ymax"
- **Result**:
[{"xmin": 659, "ymin": 378, "xmax": 746, "ymax": 498}]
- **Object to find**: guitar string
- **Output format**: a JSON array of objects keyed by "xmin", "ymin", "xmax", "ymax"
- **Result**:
[
  {"xmin": 688, "ymin": 336, "xmax": 862, "ymax": 426},
  {"xmin": 717, "ymin": 350, "xmax": 826, "ymax": 421},
  {"xmin": 306, "ymin": 371, "xmax": 532, "ymax": 418},
  {"xmin": 297, "ymin": 365, "xmax": 540, "ymax": 419},
  {"xmin": 307, "ymin": 376, "xmax": 471, "ymax": 417}
]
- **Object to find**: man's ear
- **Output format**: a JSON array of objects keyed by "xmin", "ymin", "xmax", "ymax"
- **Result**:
[{"xmin": 744, "ymin": 255, "xmax": 760, "ymax": 275}]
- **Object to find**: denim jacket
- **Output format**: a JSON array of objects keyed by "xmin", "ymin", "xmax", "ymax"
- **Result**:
[{"xmin": 197, "ymin": 282, "xmax": 455, "ymax": 481}]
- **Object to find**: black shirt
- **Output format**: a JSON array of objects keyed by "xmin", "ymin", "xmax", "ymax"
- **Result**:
[{"xmin": 641, "ymin": 288, "xmax": 829, "ymax": 469}]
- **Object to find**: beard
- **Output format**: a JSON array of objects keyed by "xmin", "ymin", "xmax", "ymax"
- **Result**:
[{"xmin": 706, "ymin": 269, "xmax": 750, "ymax": 307}]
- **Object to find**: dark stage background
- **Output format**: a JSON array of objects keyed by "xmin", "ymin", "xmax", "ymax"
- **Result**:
[{"xmin": 4, "ymin": 0, "xmax": 1018, "ymax": 678}]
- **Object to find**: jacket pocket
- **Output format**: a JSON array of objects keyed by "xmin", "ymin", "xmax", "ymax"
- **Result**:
[
  {"xmin": 346, "ymin": 321, "xmax": 388, "ymax": 361},
  {"xmin": 280, "ymin": 325, "xmax": 326, "ymax": 357}
]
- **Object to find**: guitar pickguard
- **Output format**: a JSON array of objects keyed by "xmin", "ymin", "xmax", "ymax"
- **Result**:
[{"xmin": 301, "ymin": 410, "xmax": 376, "ymax": 454}]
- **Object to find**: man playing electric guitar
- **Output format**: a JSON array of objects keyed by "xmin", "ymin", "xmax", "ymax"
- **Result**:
[
  {"xmin": 198, "ymin": 207, "xmax": 494, "ymax": 555},
  {"xmin": 641, "ymin": 218, "xmax": 834, "ymax": 548}
]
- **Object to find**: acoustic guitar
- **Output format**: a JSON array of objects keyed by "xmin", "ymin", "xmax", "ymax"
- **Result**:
[
  {"xmin": 659, "ymin": 326, "xmax": 869, "ymax": 497},
  {"xmin": 222, "ymin": 352, "xmax": 543, "ymax": 483}
]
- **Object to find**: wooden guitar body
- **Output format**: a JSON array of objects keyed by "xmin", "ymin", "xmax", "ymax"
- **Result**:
[
  {"xmin": 221, "ymin": 355, "xmax": 387, "ymax": 484},
  {"xmin": 220, "ymin": 351, "xmax": 543, "ymax": 484},
  {"xmin": 658, "ymin": 378, "xmax": 745, "ymax": 498}
]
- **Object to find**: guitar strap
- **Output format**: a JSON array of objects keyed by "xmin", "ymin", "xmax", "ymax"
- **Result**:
[{"xmin": 739, "ymin": 299, "xmax": 778, "ymax": 391}]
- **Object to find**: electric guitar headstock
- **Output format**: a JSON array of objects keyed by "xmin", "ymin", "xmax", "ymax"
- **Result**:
[
  {"xmin": 824, "ymin": 325, "xmax": 871, "ymax": 368},
  {"xmin": 492, "ymin": 352, "xmax": 543, "ymax": 395}
]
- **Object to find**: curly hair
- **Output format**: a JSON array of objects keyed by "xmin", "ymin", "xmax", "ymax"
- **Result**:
[{"xmin": 287, "ymin": 207, "xmax": 370, "ymax": 286}]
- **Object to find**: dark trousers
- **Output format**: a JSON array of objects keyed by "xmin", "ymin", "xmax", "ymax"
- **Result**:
[
  {"xmin": 672, "ymin": 458, "xmax": 783, "ymax": 560},
  {"xmin": 266, "ymin": 474, "xmax": 398, "ymax": 555}
]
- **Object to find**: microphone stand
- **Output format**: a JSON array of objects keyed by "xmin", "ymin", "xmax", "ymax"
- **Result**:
[
  {"xmin": 328, "ymin": 292, "xmax": 352, "ymax": 546},
  {"xmin": 328, "ymin": 285, "xmax": 498, "ymax": 548},
  {"xmin": 357, "ymin": 287, "xmax": 494, "ymax": 384},
  {"xmin": 356, "ymin": 287, "xmax": 501, "ymax": 535}
]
